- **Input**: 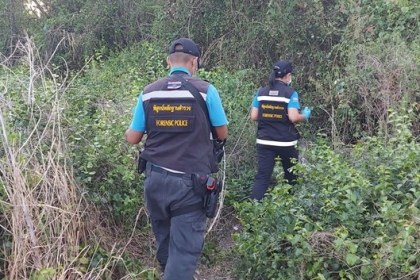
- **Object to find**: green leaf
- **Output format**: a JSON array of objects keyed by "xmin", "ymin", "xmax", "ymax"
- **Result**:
[
  {"xmin": 392, "ymin": 245, "xmax": 403, "ymax": 260},
  {"xmin": 345, "ymin": 253, "xmax": 359, "ymax": 266}
]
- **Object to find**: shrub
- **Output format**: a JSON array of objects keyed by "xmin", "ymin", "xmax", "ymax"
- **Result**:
[{"xmin": 233, "ymin": 109, "xmax": 420, "ymax": 279}]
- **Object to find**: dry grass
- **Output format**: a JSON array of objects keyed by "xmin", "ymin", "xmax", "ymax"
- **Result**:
[
  {"xmin": 0, "ymin": 35, "xmax": 89, "ymax": 280},
  {"xmin": 0, "ymin": 35, "xmax": 149, "ymax": 280}
]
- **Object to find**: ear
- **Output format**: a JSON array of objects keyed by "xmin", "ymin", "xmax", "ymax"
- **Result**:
[
  {"xmin": 190, "ymin": 57, "xmax": 199, "ymax": 74},
  {"xmin": 166, "ymin": 56, "xmax": 171, "ymax": 67},
  {"xmin": 192, "ymin": 57, "xmax": 198, "ymax": 69}
]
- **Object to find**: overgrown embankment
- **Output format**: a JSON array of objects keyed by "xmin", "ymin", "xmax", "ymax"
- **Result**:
[{"xmin": 1, "ymin": 0, "xmax": 420, "ymax": 279}]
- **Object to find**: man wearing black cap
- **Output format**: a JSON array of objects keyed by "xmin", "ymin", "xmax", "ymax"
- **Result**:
[
  {"xmin": 250, "ymin": 59, "xmax": 311, "ymax": 200},
  {"xmin": 125, "ymin": 38, "xmax": 228, "ymax": 279}
]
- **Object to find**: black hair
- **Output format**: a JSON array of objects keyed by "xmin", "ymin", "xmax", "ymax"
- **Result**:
[{"xmin": 268, "ymin": 71, "xmax": 277, "ymax": 87}]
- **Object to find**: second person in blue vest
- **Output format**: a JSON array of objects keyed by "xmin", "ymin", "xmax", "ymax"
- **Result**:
[{"xmin": 250, "ymin": 59, "xmax": 311, "ymax": 200}]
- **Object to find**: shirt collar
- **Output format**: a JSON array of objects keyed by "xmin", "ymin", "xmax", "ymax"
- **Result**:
[
  {"xmin": 169, "ymin": 67, "xmax": 191, "ymax": 76},
  {"xmin": 275, "ymin": 80, "xmax": 288, "ymax": 86}
]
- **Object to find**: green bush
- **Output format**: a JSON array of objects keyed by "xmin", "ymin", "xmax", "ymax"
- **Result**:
[{"xmin": 233, "ymin": 110, "xmax": 420, "ymax": 279}]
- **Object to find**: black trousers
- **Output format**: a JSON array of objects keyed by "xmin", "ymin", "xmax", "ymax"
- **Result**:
[{"xmin": 251, "ymin": 144, "xmax": 298, "ymax": 200}]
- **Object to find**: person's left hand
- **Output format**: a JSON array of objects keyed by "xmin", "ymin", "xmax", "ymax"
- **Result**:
[{"xmin": 302, "ymin": 107, "xmax": 311, "ymax": 120}]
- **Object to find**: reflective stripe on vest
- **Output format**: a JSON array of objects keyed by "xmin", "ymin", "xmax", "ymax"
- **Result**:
[
  {"xmin": 257, "ymin": 96, "xmax": 290, "ymax": 103},
  {"xmin": 142, "ymin": 90, "xmax": 207, "ymax": 101},
  {"xmin": 256, "ymin": 139, "xmax": 298, "ymax": 147}
]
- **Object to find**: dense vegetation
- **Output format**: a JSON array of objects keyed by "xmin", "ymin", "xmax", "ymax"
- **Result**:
[{"xmin": 1, "ymin": 0, "xmax": 420, "ymax": 279}]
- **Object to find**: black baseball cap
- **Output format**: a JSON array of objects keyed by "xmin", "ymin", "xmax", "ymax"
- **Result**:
[
  {"xmin": 169, "ymin": 38, "xmax": 200, "ymax": 58},
  {"xmin": 273, "ymin": 59, "xmax": 294, "ymax": 76}
]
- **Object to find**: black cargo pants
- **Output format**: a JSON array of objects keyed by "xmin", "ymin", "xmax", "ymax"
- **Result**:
[
  {"xmin": 251, "ymin": 143, "xmax": 298, "ymax": 200},
  {"xmin": 144, "ymin": 162, "xmax": 207, "ymax": 280}
]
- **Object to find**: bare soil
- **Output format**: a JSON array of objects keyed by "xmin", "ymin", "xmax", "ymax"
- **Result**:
[{"xmin": 195, "ymin": 211, "xmax": 241, "ymax": 280}]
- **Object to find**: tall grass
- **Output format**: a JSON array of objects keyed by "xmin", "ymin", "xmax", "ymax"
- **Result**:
[
  {"xmin": 0, "ymin": 34, "xmax": 90, "ymax": 279},
  {"xmin": 0, "ymin": 36, "xmax": 151, "ymax": 280}
]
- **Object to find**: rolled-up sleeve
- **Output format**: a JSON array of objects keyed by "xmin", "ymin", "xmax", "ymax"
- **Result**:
[
  {"xmin": 288, "ymin": 91, "xmax": 301, "ymax": 110},
  {"xmin": 206, "ymin": 84, "xmax": 228, "ymax": 126},
  {"xmin": 129, "ymin": 92, "xmax": 146, "ymax": 132}
]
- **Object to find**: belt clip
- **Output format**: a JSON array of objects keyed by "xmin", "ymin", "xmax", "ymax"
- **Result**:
[{"xmin": 206, "ymin": 177, "xmax": 217, "ymax": 191}]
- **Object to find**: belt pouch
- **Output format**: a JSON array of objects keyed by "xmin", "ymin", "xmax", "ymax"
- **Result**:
[
  {"xmin": 137, "ymin": 150, "xmax": 147, "ymax": 174},
  {"xmin": 192, "ymin": 173, "xmax": 209, "ymax": 197},
  {"xmin": 204, "ymin": 178, "xmax": 220, "ymax": 218}
]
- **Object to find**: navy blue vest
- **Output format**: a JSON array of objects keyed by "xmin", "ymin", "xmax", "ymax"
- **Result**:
[
  {"xmin": 140, "ymin": 73, "xmax": 217, "ymax": 173},
  {"xmin": 256, "ymin": 81, "xmax": 300, "ymax": 146}
]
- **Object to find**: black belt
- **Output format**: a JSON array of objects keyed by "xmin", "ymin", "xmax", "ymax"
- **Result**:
[{"xmin": 151, "ymin": 165, "xmax": 190, "ymax": 179}]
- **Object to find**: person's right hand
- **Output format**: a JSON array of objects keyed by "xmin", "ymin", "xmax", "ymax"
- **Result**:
[{"xmin": 302, "ymin": 107, "xmax": 311, "ymax": 120}]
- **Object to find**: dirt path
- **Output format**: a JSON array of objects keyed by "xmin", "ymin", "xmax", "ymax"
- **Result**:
[{"xmin": 195, "ymin": 212, "xmax": 241, "ymax": 280}]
